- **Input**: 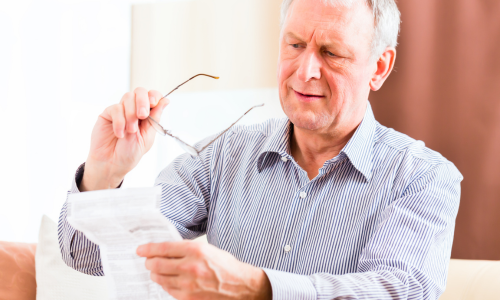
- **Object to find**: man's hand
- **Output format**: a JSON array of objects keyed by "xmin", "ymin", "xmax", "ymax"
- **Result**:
[
  {"xmin": 136, "ymin": 241, "xmax": 272, "ymax": 300},
  {"xmin": 80, "ymin": 88, "xmax": 169, "ymax": 191}
]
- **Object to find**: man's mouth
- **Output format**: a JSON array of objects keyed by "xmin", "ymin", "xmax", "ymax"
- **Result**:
[{"xmin": 293, "ymin": 90, "xmax": 324, "ymax": 102}]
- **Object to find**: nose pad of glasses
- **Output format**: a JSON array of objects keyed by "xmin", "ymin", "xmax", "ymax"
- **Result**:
[{"xmin": 174, "ymin": 138, "xmax": 199, "ymax": 157}]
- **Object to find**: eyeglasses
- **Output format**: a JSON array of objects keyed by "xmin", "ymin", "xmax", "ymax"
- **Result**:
[{"xmin": 148, "ymin": 74, "xmax": 264, "ymax": 157}]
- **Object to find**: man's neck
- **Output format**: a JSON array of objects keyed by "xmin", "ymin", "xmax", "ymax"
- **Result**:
[
  {"xmin": 290, "ymin": 126, "xmax": 352, "ymax": 180},
  {"xmin": 290, "ymin": 111, "xmax": 365, "ymax": 180}
]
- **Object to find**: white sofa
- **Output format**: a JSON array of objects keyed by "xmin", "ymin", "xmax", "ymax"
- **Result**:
[{"xmin": 439, "ymin": 259, "xmax": 500, "ymax": 299}]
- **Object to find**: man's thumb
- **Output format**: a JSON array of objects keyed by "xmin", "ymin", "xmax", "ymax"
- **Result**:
[{"xmin": 149, "ymin": 97, "xmax": 170, "ymax": 121}]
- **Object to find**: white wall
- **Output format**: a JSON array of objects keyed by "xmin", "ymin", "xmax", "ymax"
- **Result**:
[
  {"xmin": 0, "ymin": 0, "xmax": 135, "ymax": 243},
  {"xmin": 0, "ymin": 0, "xmax": 285, "ymax": 243}
]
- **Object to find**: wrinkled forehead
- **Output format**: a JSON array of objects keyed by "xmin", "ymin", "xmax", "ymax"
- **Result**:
[
  {"xmin": 281, "ymin": 0, "xmax": 370, "ymax": 25},
  {"xmin": 283, "ymin": 0, "xmax": 373, "ymax": 31},
  {"xmin": 282, "ymin": 0, "xmax": 374, "ymax": 51},
  {"xmin": 319, "ymin": 0, "xmax": 364, "ymax": 8}
]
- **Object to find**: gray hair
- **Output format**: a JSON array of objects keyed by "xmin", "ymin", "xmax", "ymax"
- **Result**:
[{"xmin": 280, "ymin": 0, "xmax": 401, "ymax": 60}]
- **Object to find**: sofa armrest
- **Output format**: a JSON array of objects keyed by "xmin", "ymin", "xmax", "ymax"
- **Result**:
[
  {"xmin": 0, "ymin": 241, "xmax": 37, "ymax": 300},
  {"xmin": 440, "ymin": 259, "xmax": 500, "ymax": 300}
]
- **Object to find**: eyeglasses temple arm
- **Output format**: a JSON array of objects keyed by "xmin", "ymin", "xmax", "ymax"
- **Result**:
[
  {"xmin": 147, "ymin": 73, "xmax": 220, "ymax": 136},
  {"xmin": 160, "ymin": 74, "xmax": 219, "ymax": 101},
  {"xmin": 198, "ymin": 103, "xmax": 264, "ymax": 153}
]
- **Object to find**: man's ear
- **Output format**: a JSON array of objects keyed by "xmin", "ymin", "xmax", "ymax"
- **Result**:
[{"xmin": 369, "ymin": 47, "xmax": 396, "ymax": 91}]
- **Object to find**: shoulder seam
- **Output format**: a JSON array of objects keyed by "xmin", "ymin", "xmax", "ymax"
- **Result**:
[{"xmin": 374, "ymin": 125, "xmax": 451, "ymax": 167}]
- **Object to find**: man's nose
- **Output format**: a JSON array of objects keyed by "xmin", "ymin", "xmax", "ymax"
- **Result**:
[{"xmin": 297, "ymin": 50, "xmax": 322, "ymax": 82}]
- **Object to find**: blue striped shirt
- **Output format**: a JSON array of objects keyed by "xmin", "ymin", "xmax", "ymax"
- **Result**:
[{"xmin": 58, "ymin": 101, "xmax": 462, "ymax": 300}]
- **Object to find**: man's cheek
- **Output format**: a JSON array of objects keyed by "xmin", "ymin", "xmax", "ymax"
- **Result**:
[{"xmin": 277, "ymin": 58, "xmax": 297, "ymax": 84}]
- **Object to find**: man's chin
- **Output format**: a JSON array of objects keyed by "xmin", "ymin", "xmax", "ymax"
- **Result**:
[{"xmin": 286, "ymin": 110, "xmax": 331, "ymax": 131}]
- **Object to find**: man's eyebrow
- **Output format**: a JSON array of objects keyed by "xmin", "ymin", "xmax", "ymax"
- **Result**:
[
  {"xmin": 284, "ymin": 32, "xmax": 305, "ymax": 42},
  {"xmin": 283, "ymin": 31, "xmax": 352, "ymax": 56},
  {"xmin": 321, "ymin": 41, "xmax": 342, "ymax": 50},
  {"xmin": 284, "ymin": 32, "xmax": 338, "ymax": 49}
]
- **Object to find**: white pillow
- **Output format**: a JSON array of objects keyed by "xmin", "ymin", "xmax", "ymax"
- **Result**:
[{"xmin": 36, "ymin": 215, "xmax": 108, "ymax": 299}]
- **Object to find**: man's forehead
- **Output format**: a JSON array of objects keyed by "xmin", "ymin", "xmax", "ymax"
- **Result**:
[
  {"xmin": 283, "ymin": 0, "xmax": 374, "ymax": 49},
  {"xmin": 292, "ymin": 0, "xmax": 368, "ymax": 19},
  {"xmin": 285, "ymin": 0, "xmax": 372, "ymax": 30}
]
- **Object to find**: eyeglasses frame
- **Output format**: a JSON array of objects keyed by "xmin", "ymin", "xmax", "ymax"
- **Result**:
[{"xmin": 147, "ymin": 74, "xmax": 264, "ymax": 157}]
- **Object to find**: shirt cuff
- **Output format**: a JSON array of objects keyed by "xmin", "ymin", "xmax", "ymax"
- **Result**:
[
  {"xmin": 70, "ymin": 163, "xmax": 86, "ymax": 193},
  {"xmin": 263, "ymin": 268, "xmax": 317, "ymax": 300}
]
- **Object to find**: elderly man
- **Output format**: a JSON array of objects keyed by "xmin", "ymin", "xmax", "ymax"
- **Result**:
[{"xmin": 58, "ymin": 0, "xmax": 462, "ymax": 299}]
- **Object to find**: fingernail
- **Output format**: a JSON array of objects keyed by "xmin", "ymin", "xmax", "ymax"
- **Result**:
[
  {"xmin": 119, "ymin": 130, "xmax": 124, "ymax": 138},
  {"xmin": 139, "ymin": 108, "xmax": 148, "ymax": 118},
  {"xmin": 136, "ymin": 245, "xmax": 144, "ymax": 255},
  {"xmin": 149, "ymin": 96, "xmax": 155, "ymax": 105}
]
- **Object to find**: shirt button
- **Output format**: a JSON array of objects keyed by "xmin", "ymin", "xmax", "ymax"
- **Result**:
[
  {"xmin": 281, "ymin": 156, "xmax": 288, "ymax": 162},
  {"xmin": 284, "ymin": 245, "xmax": 292, "ymax": 252},
  {"xmin": 300, "ymin": 191, "xmax": 307, "ymax": 199}
]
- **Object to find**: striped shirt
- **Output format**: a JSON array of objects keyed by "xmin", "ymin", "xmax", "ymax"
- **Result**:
[{"xmin": 58, "ymin": 101, "xmax": 463, "ymax": 300}]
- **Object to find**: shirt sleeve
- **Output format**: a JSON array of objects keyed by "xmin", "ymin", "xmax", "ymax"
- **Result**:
[
  {"xmin": 57, "ymin": 163, "xmax": 105, "ymax": 275},
  {"xmin": 57, "ymin": 134, "xmax": 217, "ymax": 275},
  {"xmin": 153, "ymin": 135, "xmax": 216, "ymax": 240},
  {"xmin": 263, "ymin": 162, "xmax": 462, "ymax": 300}
]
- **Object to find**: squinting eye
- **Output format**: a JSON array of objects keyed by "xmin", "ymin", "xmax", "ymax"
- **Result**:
[
  {"xmin": 325, "ymin": 51, "xmax": 336, "ymax": 57},
  {"xmin": 291, "ymin": 44, "xmax": 300, "ymax": 49}
]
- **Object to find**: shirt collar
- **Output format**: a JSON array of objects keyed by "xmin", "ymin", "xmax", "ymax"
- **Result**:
[
  {"xmin": 339, "ymin": 101, "xmax": 376, "ymax": 181},
  {"xmin": 257, "ymin": 118, "xmax": 292, "ymax": 172},
  {"xmin": 257, "ymin": 101, "xmax": 376, "ymax": 182}
]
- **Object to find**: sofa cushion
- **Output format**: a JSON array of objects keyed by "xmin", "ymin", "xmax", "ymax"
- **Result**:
[
  {"xmin": 36, "ymin": 215, "xmax": 108, "ymax": 300},
  {"xmin": 440, "ymin": 259, "xmax": 500, "ymax": 299},
  {"xmin": 0, "ymin": 241, "xmax": 37, "ymax": 300}
]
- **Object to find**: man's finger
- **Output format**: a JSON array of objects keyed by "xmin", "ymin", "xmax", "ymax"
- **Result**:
[
  {"xmin": 150, "ymin": 273, "xmax": 181, "ymax": 290},
  {"xmin": 136, "ymin": 241, "xmax": 187, "ymax": 258},
  {"xmin": 149, "ymin": 97, "xmax": 169, "ymax": 122},
  {"xmin": 134, "ymin": 87, "xmax": 150, "ymax": 120},
  {"xmin": 139, "ymin": 97, "xmax": 169, "ymax": 139},
  {"xmin": 148, "ymin": 90, "xmax": 164, "ymax": 107},
  {"xmin": 100, "ymin": 104, "xmax": 126, "ymax": 139},
  {"xmin": 109, "ymin": 105, "xmax": 126, "ymax": 139},
  {"xmin": 145, "ymin": 257, "xmax": 182, "ymax": 275},
  {"xmin": 122, "ymin": 92, "xmax": 138, "ymax": 133}
]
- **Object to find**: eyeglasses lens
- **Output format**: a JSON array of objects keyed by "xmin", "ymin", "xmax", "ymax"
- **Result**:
[
  {"xmin": 175, "ymin": 138, "xmax": 199, "ymax": 157},
  {"xmin": 148, "ymin": 118, "xmax": 167, "ymax": 136}
]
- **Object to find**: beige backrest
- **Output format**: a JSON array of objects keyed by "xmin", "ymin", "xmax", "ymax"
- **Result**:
[
  {"xmin": 131, "ymin": 0, "xmax": 281, "ymax": 93},
  {"xmin": 440, "ymin": 259, "xmax": 500, "ymax": 300}
]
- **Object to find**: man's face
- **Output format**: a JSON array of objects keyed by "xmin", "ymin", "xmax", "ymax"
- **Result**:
[{"xmin": 278, "ymin": 0, "xmax": 376, "ymax": 132}]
